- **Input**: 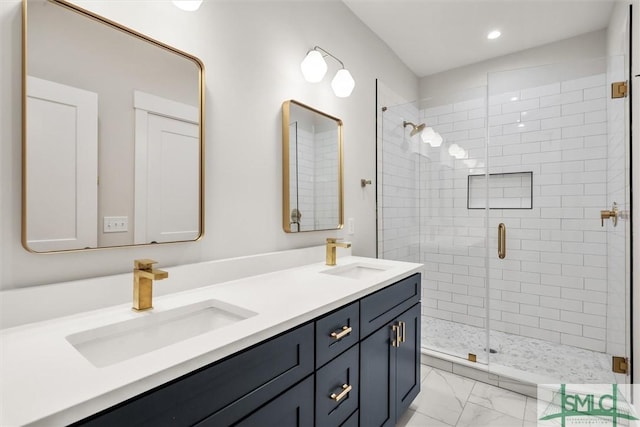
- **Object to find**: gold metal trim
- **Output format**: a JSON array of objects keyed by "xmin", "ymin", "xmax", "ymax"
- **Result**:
[
  {"xmin": 281, "ymin": 99, "xmax": 344, "ymax": 233},
  {"xmin": 399, "ymin": 321, "xmax": 406, "ymax": 343},
  {"xmin": 21, "ymin": 0, "xmax": 206, "ymax": 253},
  {"xmin": 612, "ymin": 356, "xmax": 629, "ymax": 374},
  {"xmin": 330, "ymin": 325, "xmax": 353, "ymax": 340},
  {"xmin": 498, "ymin": 223, "xmax": 506, "ymax": 259},
  {"xmin": 330, "ymin": 384, "xmax": 352, "ymax": 402},
  {"xmin": 468, "ymin": 353, "xmax": 477, "ymax": 363},
  {"xmin": 611, "ymin": 81, "xmax": 628, "ymax": 99},
  {"xmin": 600, "ymin": 202, "xmax": 619, "ymax": 227},
  {"xmin": 391, "ymin": 324, "xmax": 400, "ymax": 347}
]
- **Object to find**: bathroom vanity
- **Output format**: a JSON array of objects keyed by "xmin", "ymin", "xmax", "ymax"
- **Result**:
[{"xmin": 0, "ymin": 255, "xmax": 422, "ymax": 426}]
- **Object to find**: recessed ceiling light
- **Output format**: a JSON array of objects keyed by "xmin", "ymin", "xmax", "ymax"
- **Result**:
[{"xmin": 487, "ymin": 30, "xmax": 501, "ymax": 40}]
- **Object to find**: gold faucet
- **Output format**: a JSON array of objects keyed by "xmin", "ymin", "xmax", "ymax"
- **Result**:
[
  {"xmin": 133, "ymin": 259, "xmax": 168, "ymax": 311},
  {"xmin": 326, "ymin": 238, "xmax": 351, "ymax": 266}
]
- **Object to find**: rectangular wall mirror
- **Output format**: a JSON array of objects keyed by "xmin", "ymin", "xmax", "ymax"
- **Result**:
[
  {"xmin": 22, "ymin": 0, "xmax": 205, "ymax": 252},
  {"xmin": 282, "ymin": 100, "xmax": 343, "ymax": 233}
]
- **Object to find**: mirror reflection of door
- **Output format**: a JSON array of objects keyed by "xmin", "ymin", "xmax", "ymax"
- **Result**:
[
  {"xmin": 134, "ymin": 91, "xmax": 200, "ymax": 244},
  {"xmin": 26, "ymin": 76, "xmax": 98, "ymax": 251},
  {"xmin": 24, "ymin": 0, "xmax": 204, "ymax": 251}
]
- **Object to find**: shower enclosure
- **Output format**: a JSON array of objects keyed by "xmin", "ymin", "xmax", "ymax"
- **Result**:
[{"xmin": 377, "ymin": 56, "xmax": 631, "ymax": 386}]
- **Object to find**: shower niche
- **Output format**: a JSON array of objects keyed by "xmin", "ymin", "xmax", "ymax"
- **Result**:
[{"xmin": 467, "ymin": 171, "xmax": 533, "ymax": 209}]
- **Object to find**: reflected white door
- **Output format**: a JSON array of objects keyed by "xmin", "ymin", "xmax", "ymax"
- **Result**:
[
  {"xmin": 26, "ymin": 76, "xmax": 98, "ymax": 251},
  {"xmin": 145, "ymin": 115, "xmax": 200, "ymax": 243},
  {"xmin": 134, "ymin": 91, "xmax": 200, "ymax": 244}
]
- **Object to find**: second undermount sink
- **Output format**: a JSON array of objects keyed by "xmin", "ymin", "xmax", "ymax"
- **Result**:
[
  {"xmin": 66, "ymin": 299, "xmax": 257, "ymax": 367},
  {"xmin": 321, "ymin": 262, "xmax": 391, "ymax": 280}
]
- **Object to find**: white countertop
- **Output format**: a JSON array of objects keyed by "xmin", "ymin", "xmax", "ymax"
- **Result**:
[{"xmin": 0, "ymin": 256, "xmax": 422, "ymax": 427}]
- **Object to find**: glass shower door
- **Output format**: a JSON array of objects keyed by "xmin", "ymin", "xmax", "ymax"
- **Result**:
[
  {"xmin": 379, "ymin": 88, "xmax": 492, "ymax": 365},
  {"xmin": 486, "ymin": 57, "xmax": 631, "ymax": 385}
]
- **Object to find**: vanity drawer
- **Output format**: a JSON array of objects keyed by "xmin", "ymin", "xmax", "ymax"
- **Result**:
[
  {"xmin": 73, "ymin": 323, "xmax": 314, "ymax": 427},
  {"xmin": 360, "ymin": 273, "xmax": 421, "ymax": 338},
  {"xmin": 198, "ymin": 375, "xmax": 314, "ymax": 427},
  {"xmin": 315, "ymin": 344, "xmax": 359, "ymax": 427},
  {"xmin": 315, "ymin": 301, "xmax": 359, "ymax": 368}
]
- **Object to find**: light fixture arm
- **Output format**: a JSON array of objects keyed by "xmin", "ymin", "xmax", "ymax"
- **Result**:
[{"xmin": 310, "ymin": 46, "xmax": 345, "ymax": 69}]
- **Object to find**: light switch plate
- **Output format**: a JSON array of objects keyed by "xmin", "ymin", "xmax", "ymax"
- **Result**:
[
  {"xmin": 347, "ymin": 218, "xmax": 355, "ymax": 235},
  {"xmin": 104, "ymin": 216, "xmax": 128, "ymax": 233}
]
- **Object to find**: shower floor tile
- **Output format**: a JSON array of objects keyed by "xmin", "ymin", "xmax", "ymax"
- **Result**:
[{"xmin": 422, "ymin": 316, "xmax": 616, "ymax": 384}]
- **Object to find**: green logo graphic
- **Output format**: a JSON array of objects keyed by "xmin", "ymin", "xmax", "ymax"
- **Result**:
[{"xmin": 539, "ymin": 384, "xmax": 639, "ymax": 427}]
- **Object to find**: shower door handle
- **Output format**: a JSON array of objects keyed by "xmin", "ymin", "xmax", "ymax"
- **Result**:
[{"xmin": 498, "ymin": 223, "xmax": 506, "ymax": 259}]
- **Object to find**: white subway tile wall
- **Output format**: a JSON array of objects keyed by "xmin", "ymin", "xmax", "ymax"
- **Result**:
[
  {"xmin": 381, "ymin": 68, "xmax": 622, "ymax": 355},
  {"xmin": 288, "ymin": 128, "xmax": 339, "ymax": 231}
]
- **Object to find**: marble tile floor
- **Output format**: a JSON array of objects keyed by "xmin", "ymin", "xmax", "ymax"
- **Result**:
[
  {"xmin": 422, "ymin": 316, "xmax": 616, "ymax": 384},
  {"xmin": 398, "ymin": 365, "xmax": 538, "ymax": 427}
]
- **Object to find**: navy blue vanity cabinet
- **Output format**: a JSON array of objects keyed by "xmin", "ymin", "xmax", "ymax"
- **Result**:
[
  {"xmin": 71, "ymin": 272, "xmax": 421, "ymax": 427},
  {"xmin": 72, "ymin": 323, "xmax": 314, "ymax": 427},
  {"xmin": 359, "ymin": 273, "xmax": 421, "ymax": 427}
]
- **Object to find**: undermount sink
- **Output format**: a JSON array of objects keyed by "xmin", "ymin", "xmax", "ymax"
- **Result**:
[
  {"xmin": 321, "ymin": 262, "xmax": 391, "ymax": 280},
  {"xmin": 66, "ymin": 299, "xmax": 257, "ymax": 367}
]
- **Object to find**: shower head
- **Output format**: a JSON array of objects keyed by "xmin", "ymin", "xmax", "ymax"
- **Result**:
[{"xmin": 403, "ymin": 121, "xmax": 426, "ymax": 137}]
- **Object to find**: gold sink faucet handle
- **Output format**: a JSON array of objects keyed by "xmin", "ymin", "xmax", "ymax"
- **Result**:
[{"xmin": 135, "ymin": 259, "xmax": 157, "ymax": 271}]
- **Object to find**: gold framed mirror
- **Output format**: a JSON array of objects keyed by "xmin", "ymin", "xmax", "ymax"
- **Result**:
[
  {"xmin": 282, "ymin": 100, "xmax": 343, "ymax": 233},
  {"xmin": 22, "ymin": 0, "xmax": 205, "ymax": 252}
]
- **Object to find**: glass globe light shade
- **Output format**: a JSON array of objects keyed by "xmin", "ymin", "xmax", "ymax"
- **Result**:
[
  {"xmin": 331, "ymin": 69, "xmax": 355, "ymax": 97},
  {"xmin": 300, "ymin": 50, "xmax": 328, "ymax": 83},
  {"xmin": 172, "ymin": 0, "xmax": 203, "ymax": 11}
]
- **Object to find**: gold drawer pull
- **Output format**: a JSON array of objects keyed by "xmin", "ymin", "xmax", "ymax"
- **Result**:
[
  {"xmin": 399, "ymin": 321, "xmax": 406, "ymax": 343},
  {"xmin": 330, "ymin": 326, "xmax": 352, "ymax": 340},
  {"xmin": 330, "ymin": 384, "xmax": 352, "ymax": 402}
]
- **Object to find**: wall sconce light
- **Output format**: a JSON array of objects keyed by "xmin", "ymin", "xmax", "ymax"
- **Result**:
[
  {"xmin": 172, "ymin": 0, "xmax": 203, "ymax": 11},
  {"xmin": 300, "ymin": 46, "xmax": 355, "ymax": 98}
]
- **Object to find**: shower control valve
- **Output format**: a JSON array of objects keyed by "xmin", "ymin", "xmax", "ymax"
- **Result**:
[{"xmin": 600, "ymin": 202, "xmax": 618, "ymax": 227}]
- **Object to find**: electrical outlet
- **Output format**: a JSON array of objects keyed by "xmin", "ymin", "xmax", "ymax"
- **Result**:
[
  {"xmin": 104, "ymin": 216, "xmax": 128, "ymax": 233},
  {"xmin": 347, "ymin": 218, "xmax": 355, "ymax": 235}
]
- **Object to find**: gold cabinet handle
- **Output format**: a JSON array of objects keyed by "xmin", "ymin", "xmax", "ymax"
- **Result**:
[
  {"xmin": 330, "ymin": 326, "xmax": 352, "ymax": 340},
  {"xmin": 399, "ymin": 321, "xmax": 406, "ymax": 343},
  {"xmin": 498, "ymin": 223, "xmax": 506, "ymax": 259},
  {"xmin": 391, "ymin": 324, "xmax": 400, "ymax": 347},
  {"xmin": 330, "ymin": 384, "xmax": 352, "ymax": 402}
]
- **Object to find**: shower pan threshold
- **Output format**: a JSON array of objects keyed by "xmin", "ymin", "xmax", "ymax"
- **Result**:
[{"xmin": 421, "ymin": 316, "xmax": 617, "ymax": 398}]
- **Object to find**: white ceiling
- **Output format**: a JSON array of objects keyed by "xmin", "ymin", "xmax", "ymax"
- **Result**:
[{"xmin": 343, "ymin": 0, "xmax": 617, "ymax": 77}]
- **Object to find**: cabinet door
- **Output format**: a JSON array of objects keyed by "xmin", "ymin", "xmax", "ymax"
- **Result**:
[
  {"xmin": 395, "ymin": 303, "xmax": 421, "ymax": 418},
  {"xmin": 234, "ymin": 376, "xmax": 314, "ymax": 427},
  {"xmin": 359, "ymin": 321, "xmax": 395, "ymax": 427}
]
